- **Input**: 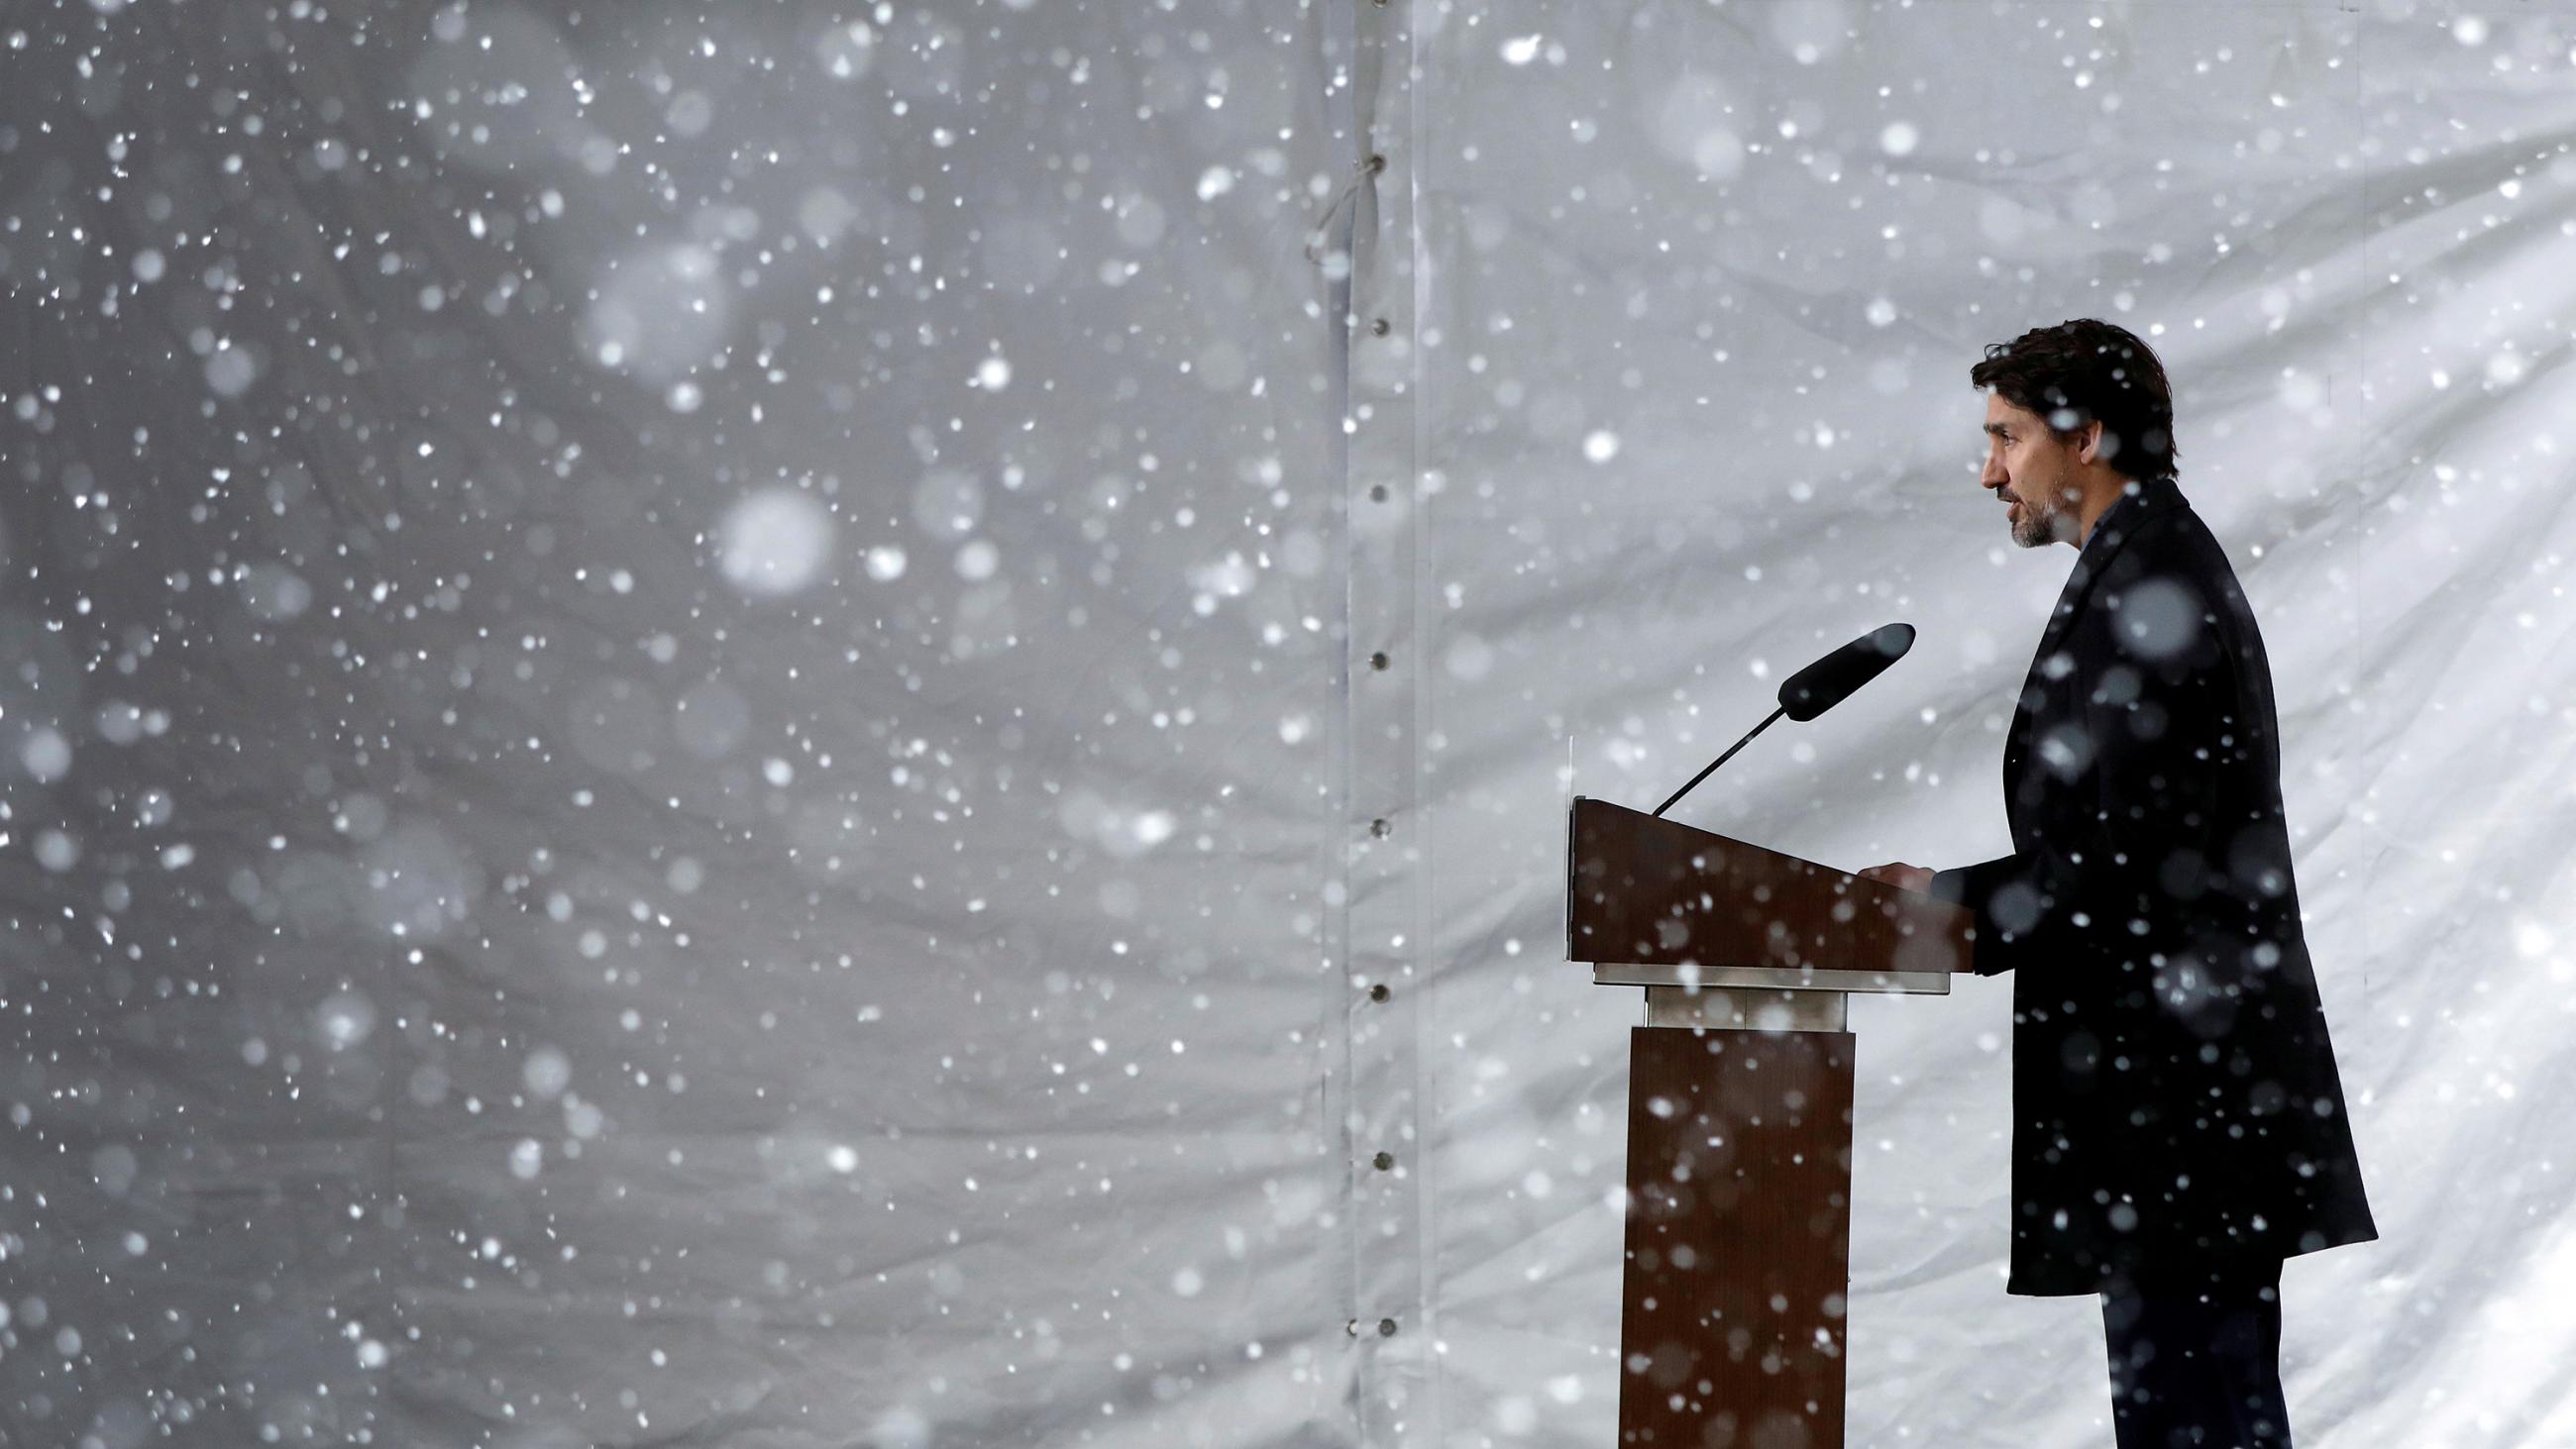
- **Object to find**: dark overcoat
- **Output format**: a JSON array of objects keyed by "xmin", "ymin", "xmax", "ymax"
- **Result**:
[{"xmin": 1929, "ymin": 472, "xmax": 2379, "ymax": 1297}]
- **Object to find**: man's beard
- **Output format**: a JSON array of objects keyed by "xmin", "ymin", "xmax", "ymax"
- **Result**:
[{"xmin": 2009, "ymin": 487, "xmax": 2071, "ymax": 549}]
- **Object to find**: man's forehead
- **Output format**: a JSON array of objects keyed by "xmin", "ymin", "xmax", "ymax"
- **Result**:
[{"xmin": 1982, "ymin": 393, "xmax": 2038, "ymax": 434}]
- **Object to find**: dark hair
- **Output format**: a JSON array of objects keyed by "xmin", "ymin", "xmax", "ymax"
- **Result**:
[{"xmin": 1970, "ymin": 319, "xmax": 2179, "ymax": 483}]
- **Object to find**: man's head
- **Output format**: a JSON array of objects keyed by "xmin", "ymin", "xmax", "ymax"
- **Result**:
[{"xmin": 1971, "ymin": 319, "xmax": 2178, "ymax": 549}]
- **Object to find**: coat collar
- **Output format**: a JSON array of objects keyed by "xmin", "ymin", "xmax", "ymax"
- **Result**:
[{"xmin": 2031, "ymin": 473, "xmax": 2192, "ymax": 662}]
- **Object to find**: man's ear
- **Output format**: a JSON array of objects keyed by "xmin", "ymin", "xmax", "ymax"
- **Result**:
[{"xmin": 2077, "ymin": 419, "xmax": 2104, "ymax": 466}]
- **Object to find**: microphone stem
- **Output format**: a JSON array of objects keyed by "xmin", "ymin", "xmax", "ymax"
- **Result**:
[{"xmin": 1651, "ymin": 704, "xmax": 1786, "ymax": 819}]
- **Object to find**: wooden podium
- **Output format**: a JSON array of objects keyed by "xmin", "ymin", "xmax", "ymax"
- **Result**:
[{"xmin": 1565, "ymin": 796, "xmax": 1976, "ymax": 1448}]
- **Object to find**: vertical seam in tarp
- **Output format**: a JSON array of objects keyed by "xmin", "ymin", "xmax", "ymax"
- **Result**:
[
  {"xmin": 1317, "ymin": 0, "xmax": 1365, "ymax": 1436},
  {"xmin": 1342, "ymin": 0, "xmax": 1429, "ymax": 1438}
]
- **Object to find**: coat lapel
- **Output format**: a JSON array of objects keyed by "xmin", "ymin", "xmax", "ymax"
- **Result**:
[{"xmin": 2001, "ymin": 475, "xmax": 2193, "ymax": 801}]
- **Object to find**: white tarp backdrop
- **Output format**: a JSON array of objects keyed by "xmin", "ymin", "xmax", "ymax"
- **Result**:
[{"xmin": 0, "ymin": 0, "xmax": 2565, "ymax": 1445}]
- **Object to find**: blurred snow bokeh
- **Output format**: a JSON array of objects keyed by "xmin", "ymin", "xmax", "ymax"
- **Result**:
[{"xmin": 1, "ymin": 1, "xmax": 2568, "ymax": 1445}]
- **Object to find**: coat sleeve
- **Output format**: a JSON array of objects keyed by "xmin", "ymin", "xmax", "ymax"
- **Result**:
[
  {"xmin": 1926, "ymin": 852, "xmax": 2042, "ymax": 977},
  {"xmin": 1929, "ymin": 562, "xmax": 2238, "ymax": 980}
]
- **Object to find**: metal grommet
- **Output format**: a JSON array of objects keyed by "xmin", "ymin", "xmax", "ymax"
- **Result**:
[
  {"xmin": 1370, "ymin": 317, "xmax": 1390, "ymax": 337},
  {"xmin": 1368, "ymin": 817, "xmax": 1390, "ymax": 838},
  {"xmin": 1368, "ymin": 983, "xmax": 1390, "ymax": 1002},
  {"xmin": 1372, "ymin": 1151, "xmax": 1394, "ymax": 1171},
  {"xmin": 1377, "ymin": 1317, "xmax": 1398, "ymax": 1337},
  {"xmin": 1368, "ymin": 482, "xmax": 1388, "ymax": 501},
  {"xmin": 1366, "ymin": 153, "xmax": 1386, "ymax": 173},
  {"xmin": 1345, "ymin": 1318, "xmax": 1361, "ymax": 1336},
  {"xmin": 1368, "ymin": 650, "xmax": 1389, "ymax": 671}
]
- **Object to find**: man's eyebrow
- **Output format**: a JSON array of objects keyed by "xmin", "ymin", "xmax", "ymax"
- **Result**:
[{"xmin": 1983, "ymin": 422, "xmax": 2010, "ymax": 438}]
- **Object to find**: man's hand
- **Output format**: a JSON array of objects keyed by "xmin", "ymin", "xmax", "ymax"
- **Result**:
[{"xmin": 1857, "ymin": 862, "xmax": 1935, "ymax": 893}]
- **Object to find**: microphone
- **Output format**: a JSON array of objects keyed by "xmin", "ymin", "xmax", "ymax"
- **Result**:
[{"xmin": 1650, "ymin": 622, "xmax": 1915, "ymax": 818}]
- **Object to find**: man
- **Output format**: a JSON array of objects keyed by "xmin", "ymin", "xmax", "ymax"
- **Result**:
[{"xmin": 1859, "ymin": 319, "xmax": 2377, "ymax": 1448}]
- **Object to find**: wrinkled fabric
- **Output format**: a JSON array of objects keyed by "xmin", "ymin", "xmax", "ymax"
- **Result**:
[{"xmin": 1, "ymin": 1, "xmax": 2555, "ymax": 1446}]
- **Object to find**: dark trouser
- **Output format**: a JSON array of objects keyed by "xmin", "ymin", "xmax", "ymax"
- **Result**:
[{"xmin": 2098, "ymin": 1255, "xmax": 2291, "ymax": 1448}]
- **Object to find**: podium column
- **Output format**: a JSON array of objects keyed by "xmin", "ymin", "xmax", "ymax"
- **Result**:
[{"xmin": 1619, "ymin": 987, "xmax": 1856, "ymax": 1449}]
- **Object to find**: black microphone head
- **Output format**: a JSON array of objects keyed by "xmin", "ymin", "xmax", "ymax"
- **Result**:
[{"xmin": 1775, "ymin": 622, "xmax": 1914, "ymax": 722}]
